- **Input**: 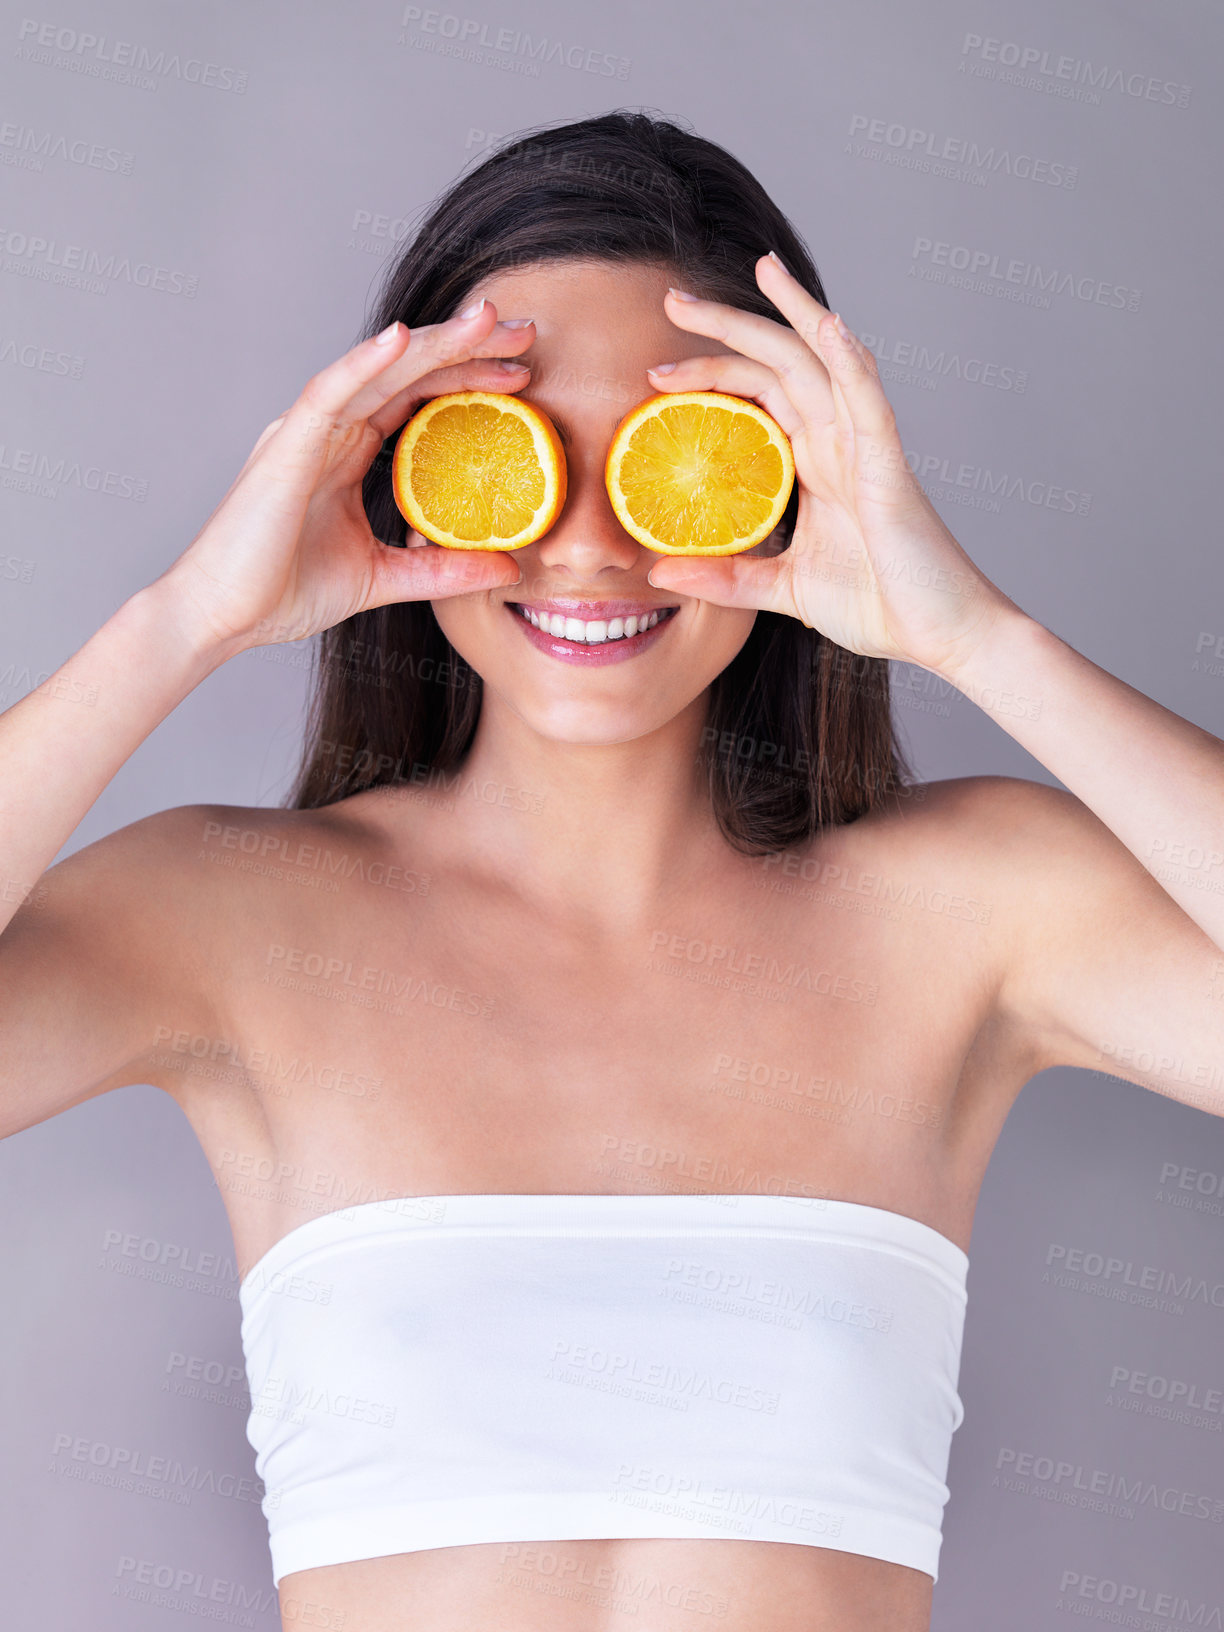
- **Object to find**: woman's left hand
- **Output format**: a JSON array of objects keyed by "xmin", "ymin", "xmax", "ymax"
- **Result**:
[{"xmin": 644, "ymin": 253, "xmax": 1018, "ymax": 678}]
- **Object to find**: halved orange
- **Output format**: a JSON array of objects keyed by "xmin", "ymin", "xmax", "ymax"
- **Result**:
[
  {"xmin": 392, "ymin": 391, "xmax": 566, "ymax": 550},
  {"xmin": 605, "ymin": 391, "xmax": 795, "ymax": 555}
]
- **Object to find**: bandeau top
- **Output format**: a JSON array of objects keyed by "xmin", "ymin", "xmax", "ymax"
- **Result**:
[{"xmin": 238, "ymin": 1192, "xmax": 969, "ymax": 1587}]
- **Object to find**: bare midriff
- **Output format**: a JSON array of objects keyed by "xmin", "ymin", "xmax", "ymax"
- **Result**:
[{"xmin": 277, "ymin": 1535, "xmax": 935, "ymax": 1631}]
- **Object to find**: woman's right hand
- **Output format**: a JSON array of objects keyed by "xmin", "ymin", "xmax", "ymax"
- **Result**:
[{"xmin": 151, "ymin": 299, "xmax": 535, "ymax": 655}]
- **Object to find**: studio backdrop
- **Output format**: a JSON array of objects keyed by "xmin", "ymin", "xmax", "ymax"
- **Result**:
[{"xmin": 2, "ymin": 0, "xmax": 1222, "ymax": 1626}]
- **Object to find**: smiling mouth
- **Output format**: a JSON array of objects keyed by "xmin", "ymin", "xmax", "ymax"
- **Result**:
[{"xmin": 508, "ymin": 603, "xmax": 680, "ymax": 646}]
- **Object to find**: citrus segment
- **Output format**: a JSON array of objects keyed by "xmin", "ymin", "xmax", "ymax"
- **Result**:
[
  {"xmin": 604, "ymin": 391, "xmax": 794, "ymax": 555},
  {"xmin": 392, "ymin": 391, "xmax": 566, "ymax": 550}
]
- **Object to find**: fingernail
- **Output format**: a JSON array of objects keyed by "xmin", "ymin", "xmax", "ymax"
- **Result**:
[
  {"xmin": 373, "ymin": 320, "xmax": 401, "ymax": 345},
  {"xmin": 668, "ymin": 286, "xmax": 699, "ymax": 302},
  {"xmin": 459, "ymin": 297, "xmax": 488, "ymax": 320},
  {"xmin": 834, "ymin": 311, "xmax": 853, "ymax": 342},
  {"xmin": 500, "ymin": 317, "xmax": 534, "ymax": 329},
  {"xmin": 649, "ymin": 362, "xmax": 677, "ymax": 375},
  {"xmin": 768, "ymin": 249, "xmax": 791, "ymax": 274},
  {"xmin": 493, "ymin": 359, "xmax": 530, "ymax": 372}
]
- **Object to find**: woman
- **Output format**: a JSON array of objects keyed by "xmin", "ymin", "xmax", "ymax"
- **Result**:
[{"xmin": 2, "ymin": 110, "xmax": 1221, "ymax": 1632}]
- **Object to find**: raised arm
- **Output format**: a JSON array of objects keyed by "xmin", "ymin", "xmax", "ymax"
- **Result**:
[
  {"xmin": 0, "ymin": 299, "xmax": 535, "ymax": 1136},
  {"xmin": 642, "ymin": 253, "xmax": 1224, "ymax": 1112}
]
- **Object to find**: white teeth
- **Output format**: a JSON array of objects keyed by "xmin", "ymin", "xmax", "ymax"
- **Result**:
[{"xmin": 517, "ymin": 607, "xmax": 669, "ymax": 644}]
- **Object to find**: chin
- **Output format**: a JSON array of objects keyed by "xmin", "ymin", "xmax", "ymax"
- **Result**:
[{"xmin": 502, "ymin": 690, "xmax": 697, "ymax": 748}]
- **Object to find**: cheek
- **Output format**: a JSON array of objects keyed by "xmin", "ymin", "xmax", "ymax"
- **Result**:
[
  {"xmin": 428, "ymin": 599, "xmax": 488, "ymax": 667},
  {"xmin": 430, "ymin": 596, "xmax": 542, "ymax": 684},
  {"xmin": 668, "ymin": 605, "xmax": 758, "ymax": 692},
  {"xmin": 695, "ymin": 605, "xmax": 757, "ymax": 654}
]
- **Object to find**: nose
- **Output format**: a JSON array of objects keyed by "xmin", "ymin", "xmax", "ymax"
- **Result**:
[{"xmin": 522, "ymin": 423, "xmax": 645, "ymax": 585}]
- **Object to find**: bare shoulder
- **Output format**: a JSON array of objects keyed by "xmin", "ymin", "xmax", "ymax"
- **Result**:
[
  {"xmin": 0, "ymin": 799, "xmax": 338, "ymax": 1134},
  {"xmin": 850, "ymin": 774, "xmax": 1108, "ymax": 1079},
  {"xmin": 876, "ymin": 772, "xmax": 1141, "ymax": 907},
  {"xmin": 4, "ymin": 798, "xmax": 334, "ymax": 986},
  {"xmin": 756, "ymin": 774, "xmax": 1064, "ymax": 989},
  {"xmin": 182, "ymin": 790, "xmax": 428, "ymax": 899},
  {"xmin": 749, "ymin": 776, "xmax": 1083, "ymax": 1129},
  {"xmin": 873, "ymin": 770, "xmax": 1074, "ymax": 828},
  {"xmin": 883, "ymin": 776, "xmax": 1224, "ymax": 1110},
  {"xmin": 0, "ymin": 793, "xmax": 416, "ymax": 1138},
  {"xmin": 5, "ymin": 794, "xmax": 382, "ymax": 1028},
  {"xmin": 840, "ymin": 772, "xmax": 1167, "ymax": 1039},
  {"xmin": 816, "ymin": 772, "xmax": 1072, "ymax": 880},
  {"xmin": 32, "ymin": 797, "xmax": 372, "ymax": 908},
  {"xmin": 802, "ymin": 772, "xmax": 1098, "ymax": 985},
  {"xmin": 853, "ymin": 772, "xmax": 1088, "ymax": 868}
]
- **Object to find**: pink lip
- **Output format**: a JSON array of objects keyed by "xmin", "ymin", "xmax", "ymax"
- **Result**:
[{"xmin": 506, "ymin": 602, "xmax": 680, "ymax": 666}]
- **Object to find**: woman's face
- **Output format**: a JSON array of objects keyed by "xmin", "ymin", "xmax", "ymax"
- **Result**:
[{"xmin": 422, "ymin": 258, "xmax": 787, "ymax": 747}]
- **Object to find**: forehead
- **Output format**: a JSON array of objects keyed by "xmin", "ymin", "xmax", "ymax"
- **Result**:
[
  {"xmin": 464, "ymin": 256, "xmax": 678, "ymax": 327},
  {"xmin": 461, "ymin": 258, "xmax": 735, "ymax": 431}
]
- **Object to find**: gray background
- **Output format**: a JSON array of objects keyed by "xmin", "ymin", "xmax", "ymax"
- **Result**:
[{"xmin": 3, "ymin": 0, "xmax": 1223, "ymax": 1624}]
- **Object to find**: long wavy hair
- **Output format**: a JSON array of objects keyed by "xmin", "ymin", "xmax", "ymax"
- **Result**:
[{"xmin": 285, "ymin": 109, "xmax": 914, "ymax": 855}]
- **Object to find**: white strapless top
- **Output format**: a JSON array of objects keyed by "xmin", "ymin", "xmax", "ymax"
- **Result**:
[{"xmin": 238, "ymin": 1192, "xmax": 969, "ymax": 1586}]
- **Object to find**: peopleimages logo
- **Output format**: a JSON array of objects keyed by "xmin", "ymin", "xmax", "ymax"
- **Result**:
[
  {"xmin": 396, "ymin": 8, "xmax": 630, "ymax": 79},
  {"xmin": 15, "ymin": 18, "xmax": 248, "ymax": 93},
  {"xmin": 1058, "ymin": 1573, "xmax": 1223, "ymax": 1623},
  {"xmin": 910, "ymin": 236, "xmax": 1140, "ymax": 312},
  {"xmin": 0, "ymin": 439, "xmax": 148, "ymax": 501},
  {"xmin": 858, "ymin": 329, "xmax": 1028, "ymax": 394},
  {"xmin": 0, "ymin": 122, "xmax": 134, "ymax": 176},
  {"xmin": 847, "ymin": 115, "xmax": 1077, "ymax": 189},
  {"xmin": 0, "ymin": 224, "xmax": 198, "ymax": 297},
  {"xmin": 901, "ymin": 448, "xmax": 1091, "ymax": 516},
  {"xmin": 958, "ymin": 34, "xmax": 1190, "ymax": 108}
]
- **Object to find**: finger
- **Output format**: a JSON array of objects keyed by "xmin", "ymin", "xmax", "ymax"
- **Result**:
[
  {"xmin": 360, "ymin": 541, "xmax": 520, "ymax": 613},
  {"xmin": 753, "ymin": 256, "xmax": 898, "ymax": 444},
  {"xmin": 339, "ymin": 303, "xmax": 535, "ymax": 426},
  {"xmin": 644, "ymin": 354, "xmax": 808, "ymax": 438},
  {"xmin": 366, "ymin": 357, "xmax": 533, "ymax": 440},
  {"xmin": 644, "ymin": 548, "xmax": 800, "ymax": 622},
  {"xmin": 661, "ymin": 279, "xmax": 836, "ymax": 429},
  {"xmin": 269, "ymin": 303, "xmax": 531, "ymax": 464},
  {"xmin": 253, "ymin": 309, "xmax": 521, "ymax": 496},
  {"xmin": 253, "ymin": 325, "xmax": 420, "ymax": 497},
  {"xmin": 815, "ymin": 313, "xmax": 899, "ymax": 446}
]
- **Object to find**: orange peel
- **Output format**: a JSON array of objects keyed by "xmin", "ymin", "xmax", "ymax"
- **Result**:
[
  {"xmin": 604, "ymin": 390, "xmax": 795, "ymax": 556},
  {"xmin": 392, "ymin": 391, "xmax": 566, "ymax": 550}
]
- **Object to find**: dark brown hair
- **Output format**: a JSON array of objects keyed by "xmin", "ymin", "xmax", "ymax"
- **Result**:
[{"xmin": 286, "ymin": 109, "xmax": 914, "ymax": 854}]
